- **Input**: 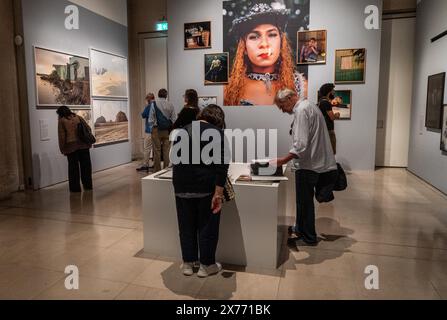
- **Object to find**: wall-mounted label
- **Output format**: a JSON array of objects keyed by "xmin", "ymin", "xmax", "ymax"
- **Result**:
[{"xmin": 39, "ymin": 119, "xmax": 50, "ymax": 141}]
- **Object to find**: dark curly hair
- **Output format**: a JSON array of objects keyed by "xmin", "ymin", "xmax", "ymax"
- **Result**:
[{"xmin": 197, "ymin": 104, "xmax": 226, "ymax": 130}]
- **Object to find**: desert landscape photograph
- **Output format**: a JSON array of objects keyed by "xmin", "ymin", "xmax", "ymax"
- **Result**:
[{"xmin": 93, "ymin": 100, "xmax": 129, "ymax": 146}]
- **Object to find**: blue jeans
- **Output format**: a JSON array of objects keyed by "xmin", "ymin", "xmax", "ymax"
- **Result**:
[{"xmin": 294, "ymin": 170, "xmax": 319, "ymax": 243}]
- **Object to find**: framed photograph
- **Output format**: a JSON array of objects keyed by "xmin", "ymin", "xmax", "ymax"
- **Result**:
[
  {"xmin": 223, "ymin": 0, "xmax": 310, "ymax": 105},
  {"xmin": 204, "ymin": 53, "xmax": 229, "ymax": 85},
  {"xmin": 73, "ymin": 109, "xmax": 94, "ymax": 129},
  {"xmin": 425, "ymin": 72, "xmax": 445, "ymax": 129},
  {"xmin": 92, "ymin": 99, "xmax": 129, "ymax": 146},
  {"xmin": 198, "ymin": 96, "xmax": 217, "ymax": 109},
  {"xmin": 297, "ymin": 30, "xmax": 327, "ymax": 65},
  {"xmin": 332, "ymin": 90, "xmax": 352, "ymax": 120},
  {"xmin": 441, "ymin": 105, "xmax": 447, "ymax": 152},
  {"xmin": 184, "ymin": 21, "xmax": 211, "ymax": 50},
  {"xmin": 34, "ymin": 47, "xmax": 90, "ymax": 108},
  {"xmin": 90, "ymin": 49, "xmax": 128, "ymax": 99},
  {"xmin": 335, "ymin": 48, "xmax": 366, "ymax": 84}
]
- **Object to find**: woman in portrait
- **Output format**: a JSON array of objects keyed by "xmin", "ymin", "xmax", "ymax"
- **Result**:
[{"xmin": 224, "ymin": 3, "xmax": 307, "ymax": 106}]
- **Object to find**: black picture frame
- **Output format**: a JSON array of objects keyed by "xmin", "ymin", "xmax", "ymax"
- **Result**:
[{"xmin": 426, "ymin": 72, "xmax": 446, "ymax": 129}]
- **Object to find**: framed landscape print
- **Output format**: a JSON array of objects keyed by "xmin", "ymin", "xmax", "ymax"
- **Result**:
[
  {"xmin": 425, "ymin": 72, "xmax": 445, "ymax": 129},
  {"xmin": 34, "ymin": 47, "xmax": 90, "ymax": 108},
  {"xmin": 198, "ymin": 96, "xmax": 217, "ymax": 109},
  {"xmin": 332, "ymin": 90, "xmax": 352, "ymax": 120},
  {"xmin": 441, "ymin": 105, "xmax": 447, "ymax": 152},
  {"xmin": 335, "ymin": 48, "xmax": 366, "ymax": 84},
  {"xmin": 92, "ymin": 99, "xmax": 129, "ymax": 146},
  {"xmin": 90, "ymin": 49, "xmax": 128, "ymax": 99},
  {"xmin": 297, "ymin": 30, "xmax": 327, "ymax": 65},
  {"xmin": 204, "ymin": 53, "xmax": 229, "ymax": 85},
  {"xmin": 184, "ymin": 21, "xmax": 211, "ymax": 50}
]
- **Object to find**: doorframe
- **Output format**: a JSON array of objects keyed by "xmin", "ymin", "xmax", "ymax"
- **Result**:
[{"xmin": 137, "ymin": 31, "xmax": 168, "ymax": 140}]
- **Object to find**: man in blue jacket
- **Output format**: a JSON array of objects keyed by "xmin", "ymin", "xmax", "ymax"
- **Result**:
[{"xmin": 137, "ymin": 93, "xmax": 155, "ymax": 172}]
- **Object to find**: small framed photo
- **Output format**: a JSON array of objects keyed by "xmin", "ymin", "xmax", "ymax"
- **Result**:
[
  {"xmin": 335, "ymin": 48, "xmax": 366, "ymax": 84},
  {"xmin": 441, "ymin": 105, "xmax": 447, "ymax": 152},
  {"xmin": 198, "ymin": 96, "xmax": 217, "ymax": 109},
  {"xmin": 184, "ymin": 21, "xmax": 211, "ymax": 50},
  {"xmin": 204, "ymin": 53, "xmax": 229, "ymax": 85},
  {"xmin": 332, "ymin": 90, "xmax": 352, "ymax": 120},
  {"xmin": 297, "ymin": 30, "xmax": 327, "ymax": 65}
]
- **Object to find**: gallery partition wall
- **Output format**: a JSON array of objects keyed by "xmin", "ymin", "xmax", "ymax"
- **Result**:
[
  {"xmin": 21, "ymin": 0, "xmax": 131, "ymax": 189},
  {"xmin": 167, "ymin": 0, "xmax": 382, "ymax": 171}
]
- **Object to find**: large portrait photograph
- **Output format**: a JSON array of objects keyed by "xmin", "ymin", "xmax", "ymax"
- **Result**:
[
  {"xmin": 34, "ymin": 47, "xmax": 90, "ymax": 108},
  {"xmin": 204, "ymin": 53, "xmax": 229, "ymax": 85},
  {"xmin": 335, "ymin": 48, "xmax": 366, "ymax": 84},
  {"xmin": 184, "ymin": 21, "xmax": 212, "ymax": 50},
  {"xmin": 90, "ymin": 49, "xmax": 129, "ymax": 99},
  {"xmin": 223, "ymin": 1, "xmax": 310, "ymax": 106},
  {"xmin": 425, "ymin": 72, "xmax": 445, "ymax": 129},
  {"xmin": 297, "ymin": 30, "xmax": 327, "ymax": 65},
  {"xmin": 93, "ymin": 99, "xmax": 129, "ymax": 146}
]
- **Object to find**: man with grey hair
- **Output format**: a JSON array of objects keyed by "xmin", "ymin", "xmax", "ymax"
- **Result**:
[{"xmin": 272, "ymin": 89, "xmax": 337, "ymax": 245}]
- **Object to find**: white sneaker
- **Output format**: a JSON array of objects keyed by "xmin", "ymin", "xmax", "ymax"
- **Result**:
[
  {"xmin": 181, "ymin": 262, "xmax": 199, "ymax": 276},
  {"xmin": 197, "ymin": 263, "xmax": 223, "ymax": 278}
]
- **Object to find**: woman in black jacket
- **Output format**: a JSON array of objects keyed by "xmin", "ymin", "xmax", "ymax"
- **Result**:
[
  {"xmin": 173, "ymin": 89, "xmax": 200, "ymax": 129},
  {"xmin": 172, "ymin": 105, "xmax": 229, "ymax": 278}
]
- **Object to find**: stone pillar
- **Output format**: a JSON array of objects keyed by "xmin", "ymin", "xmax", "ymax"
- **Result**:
[{"xmin": 0, "ymin": 0, "xmax": 22, "ymax": 199}]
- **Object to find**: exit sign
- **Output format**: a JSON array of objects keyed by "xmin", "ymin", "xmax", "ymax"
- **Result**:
[{"xmin": 156, "ymin": 21, "xmax": 168, "ymax": 31}]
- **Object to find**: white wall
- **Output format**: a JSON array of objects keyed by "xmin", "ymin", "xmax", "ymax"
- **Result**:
[
  {"xmin": 376, "ymin": 17, "xmax": 415, "ymax": 167},
  {"xmin": 408, "ymin": 0, "xmax": 447, "ymax": 194},
  {"xmin": 68, "ymin": 0, "xmax": 128, "ymax": 26},
  {"xmin": 22, "ymin": 0, "xmax": 131, "ymax": 189},
  {"xmin": 167, "ymin": 0, "xmax": 382, "ymax": 171}
]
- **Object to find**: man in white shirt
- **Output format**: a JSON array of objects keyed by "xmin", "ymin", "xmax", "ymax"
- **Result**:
[
  {"xmin": 149, "ymin": 89, "xmax": 177, "ymax": 172},
  {"xmin": 272, "ymin": 88, "xmax": 337, "ymax": 245}
]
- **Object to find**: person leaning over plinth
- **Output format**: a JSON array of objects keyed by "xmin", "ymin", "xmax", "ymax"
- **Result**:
[
  {"xmin": 271, "ymin": 89, "xmax": 337, "ymax": 246},
  {"xmin": 172, "ymin": 105, "xmax": 229, "ymax": 278}
]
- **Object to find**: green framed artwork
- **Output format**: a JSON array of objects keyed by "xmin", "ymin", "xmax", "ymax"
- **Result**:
[
  {"xmin": 335, "ymin": 48, "xmax": 366, "ymax": 84},
  {"xmin": 333, "ymin": 90, "xmax": 352, "ymax": 120}
]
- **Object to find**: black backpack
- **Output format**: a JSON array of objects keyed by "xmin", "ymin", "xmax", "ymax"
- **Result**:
[{"xmin": 77, "ymin": 117, "xmax": 96, "ymax": 145}]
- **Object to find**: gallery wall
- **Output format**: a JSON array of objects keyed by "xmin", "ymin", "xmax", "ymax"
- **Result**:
[
  {"xmin": 22, "ymin": 0, "xmax": 131, "ymax": 189},
  {"xmin": 408, "ymin": 0, "xmax": 447, "ymax": 194},
  {"xmin": 167, "ymin": 0, "xmax": 382, "ymax": 171}
]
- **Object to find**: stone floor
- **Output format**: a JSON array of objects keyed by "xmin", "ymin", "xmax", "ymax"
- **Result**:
[{"xmin": 0, "ymin": 163, "xmax": 446, "ymax": 300}]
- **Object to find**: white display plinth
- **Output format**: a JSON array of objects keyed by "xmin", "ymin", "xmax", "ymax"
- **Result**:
[{"xmin": 142, "ymin": 163, "xmax": 288, "ymax": 269}]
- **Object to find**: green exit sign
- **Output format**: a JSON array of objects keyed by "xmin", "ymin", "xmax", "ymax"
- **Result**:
[{"xmin": 156, "ymin": 21, "xmax": 168, "ymax": 31}]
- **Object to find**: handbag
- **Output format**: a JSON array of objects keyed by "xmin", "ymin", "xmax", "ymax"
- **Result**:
[
  {"xmin": 334, "ymin": 163, "xmax": 348, "ymax": 191},
  {"xmin": 77, "ymin": 117, "xmax": 96, "ymax": 145},
  {"xmin": 223, "ymin": 176, "xmax": 235, "ymax": 202}
]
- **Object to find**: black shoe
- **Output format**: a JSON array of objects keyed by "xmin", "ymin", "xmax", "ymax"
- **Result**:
[{"xmin": 136, "ymin": 166, "xmax": 149, "ymax": 172}]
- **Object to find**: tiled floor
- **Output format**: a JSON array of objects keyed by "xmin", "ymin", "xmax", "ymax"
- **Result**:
[{"xmin": 0, "ymin": 163, "xmax": 446, "ymax": 300}]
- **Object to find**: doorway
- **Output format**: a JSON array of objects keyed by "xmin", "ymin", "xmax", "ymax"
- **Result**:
[{"xmin": 137, "ymin": 31, "xmax": 168, "ymax": 142}]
